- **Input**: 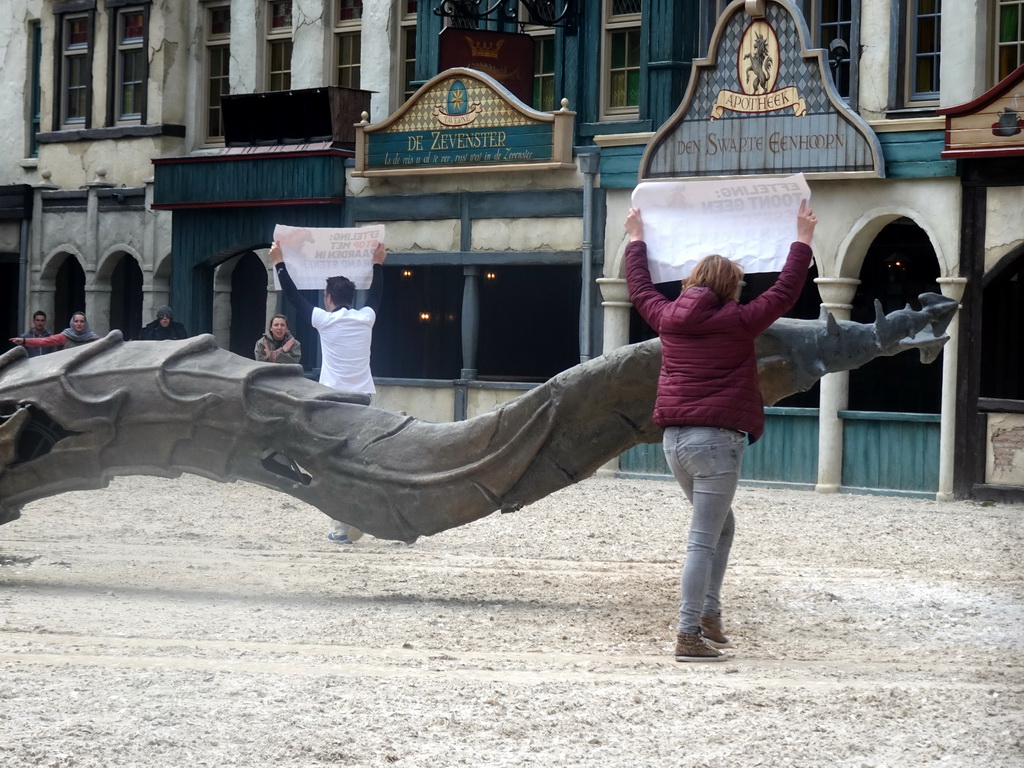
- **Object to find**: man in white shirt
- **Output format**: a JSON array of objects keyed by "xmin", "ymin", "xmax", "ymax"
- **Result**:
[{"xmin": 269, "ymin": 239, "xmax": 387, "ymax": 544}]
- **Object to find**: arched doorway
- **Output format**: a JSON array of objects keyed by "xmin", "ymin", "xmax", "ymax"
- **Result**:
[
  {"xmin": 53, "ymin": 256, "xmax": 86, "ymax": 329},
  {"xmin": 108, "ymin": 254, "xmax": 144, "ymax": 340},
  {"xmin": 848, "ymin": 218, "xmax": 941, "ymax": 413},
  {"xmin": 228, "ymin": 251, "xmax": 268, "ymax": 359}
]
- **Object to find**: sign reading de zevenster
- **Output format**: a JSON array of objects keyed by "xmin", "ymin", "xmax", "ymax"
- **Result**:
[{"xmin": 353, "ymin": 68, "xmax": 575, "ymax": 176}]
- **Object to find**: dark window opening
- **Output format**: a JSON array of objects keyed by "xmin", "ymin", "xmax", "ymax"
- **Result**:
[
  {"xmin": 1, "ymin": 259, "xmax": 18, "ymax": 347},
  {"xmin": 229, "ymin": 251, "xmax": 268, "ymax": 359},
  {"xmin": 477, "ymin": 265, "xmax": 581, "ymax": 381},
  {"xmin": 848, "ymin": 218, "xmax": 941, "ymax": 413},
  {"xmin": 109, "ymin": 254, "xmax": 144, "ymax": 340},
  {"xmin": 981, "ymin": 254, "xmax": 1024, "ymax": 401},
  {"xmin": 54, "ymin": 257, "xmax": 87, "ymax": 329},
  {"xmin": 372, "ymin": 265, "xmax": 463, "ymax": 380}
]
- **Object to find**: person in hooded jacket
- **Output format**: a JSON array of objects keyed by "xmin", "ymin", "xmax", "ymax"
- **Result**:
[
  {"xmin": 255, "ymin": 314, "xmax": 302, "ymax": 365},
  {"xmin": 139, "ymin": 306, "xmax": 189, "ymax": 340},
  {"xmin": 624, "ymin": 200, "xmax": 817, "ymax": 662},
  {"xmin": 9, "ymin": 311, "xmax": 100, "ymax": 351}
]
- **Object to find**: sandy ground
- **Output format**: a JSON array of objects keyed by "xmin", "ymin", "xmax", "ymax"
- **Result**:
[{"xmin": 1, "ymin": 473, "xmax": 1022, "ymax": 768}]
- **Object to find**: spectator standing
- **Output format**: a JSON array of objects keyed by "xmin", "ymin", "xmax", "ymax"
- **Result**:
[
  {"xmin": 21, "ymin": 311, "xmax": 55, "ymax": 357},
  {"xmin": 255, "ymin": 314, "xmax": 302, "ymax": 365},
  {"xmin": 10, "ymin": 312, "xmax": 100, "ymax": 351},
  {"xmin": 139, "ymin": 306, "xmax": 189, "ymax": 341}
]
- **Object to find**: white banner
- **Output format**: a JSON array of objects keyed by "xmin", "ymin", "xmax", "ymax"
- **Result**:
[
  {"xmin": 630, "ymin": 174, "xmax": 811, "ymax": 283},
  {"xmin": 272, "ymin": 224, "xmax": 386, "ymax": 291}
]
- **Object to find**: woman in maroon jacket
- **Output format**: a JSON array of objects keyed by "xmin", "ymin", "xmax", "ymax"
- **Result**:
[{"xmin": 624, "ymin": 200, "xmax": 817, "ymax": 662}]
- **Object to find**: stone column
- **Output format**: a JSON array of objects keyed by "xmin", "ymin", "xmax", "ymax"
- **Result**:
[
  {"xmin": 813, "ymin": 277, "xmax": 860, "ymax": 493},
  {"xmin": 86, "ymin": 170, "xmax": 114, "ymax": 334},
  {"xmin": 935, "ymin": 277, "xmax": 968, "ymax": 501},
  {"xmin": 595, "ymin": 277, "xmax": 633, "ymax": 474},
  {"xmin": 461, "ymin": 266, "xmax": 480, "ymax": 379},
  {"xmin": 31, "ymin": 173, "xmax": 59, "ymax": 326},
  {"xmin": 596, "ymin": 278, "xmax": 631, "ymax": 354}
]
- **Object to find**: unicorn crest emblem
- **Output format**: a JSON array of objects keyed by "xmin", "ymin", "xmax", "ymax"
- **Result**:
[{"xmin": 744, "ymin": 32, "xmax": 774, "ymax": 95}]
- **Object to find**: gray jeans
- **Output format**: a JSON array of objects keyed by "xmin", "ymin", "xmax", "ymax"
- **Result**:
[{"xmin": 663, "ymin": 425, "xmax": 746, "ymax": 635}]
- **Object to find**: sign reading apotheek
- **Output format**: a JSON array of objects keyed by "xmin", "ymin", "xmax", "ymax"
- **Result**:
[
  {"xmin": 640, "ymin": 0, "xmax": 882, "ymax": 180},
  {"xmin": 353, "ymin": 68, "xmax": 575, "ymax": 177}
]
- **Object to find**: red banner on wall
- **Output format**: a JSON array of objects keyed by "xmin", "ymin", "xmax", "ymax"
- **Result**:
[{"xmin": 438, "ymin": 28, "xmax": 535, "ymax": 105}]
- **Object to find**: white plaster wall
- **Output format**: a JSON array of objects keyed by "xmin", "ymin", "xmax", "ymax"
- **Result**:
[
  {"xmin": 1, "ymin": 0, "xmax": 41, "ymax": 182},
  {"xmin": 985, "ymin": 187, "xmax": 1024, "ymax": 271},
  {"xmin": 376, "ymin": 220, "xmax": 459, "ymax": 251},
  {"xmin": 467, "ymin": 387, "xmax": 530, "ymax": 418},
  {"xmin": 361, "ymin": 0, "xmax": 396, "ymax": 122},
  {"xmin": 940, "ymin": 0, "xmax": 989, "ymax": 108},
  {"xmin": 291, "ymin": 0, "xmax": 328, "ymax": 89},
  {"xmin": 38, "ymin": 136, "xmax": 184, "ymax": 190},
  {"xmin": 231, "ymin": 0, "xmax": 260, "ymax": 94},
  {"xmin": 374, "ymin": 385, "xmax": 454, "ymax": 422},
  {"xmin": 40, "ymin": 214, "xmax": 92, "ymax": 261},
  {"xmin": 856, "ymin": 0, "xmax": 893, "ymax": 120},
  {"xmin": 150, "ymin": 0, "xmax": 190, "ymax": 126},
  {"xmin": 97, "ymin": 214, "xmax": 149, "ymax": 260},
  {"xmin": 471, "ymin": 218, "xmax": 582, "ymax": 251},
  {"xmin": 347, "ymin": 167, "xmax": 584, "ymax": 197}
]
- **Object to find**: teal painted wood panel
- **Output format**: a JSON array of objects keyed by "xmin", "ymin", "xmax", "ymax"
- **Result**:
[
  {"xmin": 155, "ymin": 155, "xmax": 347, "ymax": 206},
  {"xmin": 877, "ymin": 130, "xmax": 956, "ymax": 179},
  {"xmin": 617, "ymin": 407, "xmax": 819, "ymax": 483},
  {"xmin": 619, "ymin": 441, "xmax": 669, "ymax": 475},
  {"xmin": 841, "ymin": 415, "xmax": 940, "ymax": 492},
  {"xmin": 743, "ymin": 409, "xmax": 819, "ymax": 484},
  {"xmin": 599, "ymin": 145, "xmax": 645, "ymax": 189}
]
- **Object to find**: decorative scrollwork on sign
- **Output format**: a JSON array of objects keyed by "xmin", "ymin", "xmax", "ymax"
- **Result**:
[{"xmin": 434, "ymin": 0, "xmax": 577, "ymax": 31}]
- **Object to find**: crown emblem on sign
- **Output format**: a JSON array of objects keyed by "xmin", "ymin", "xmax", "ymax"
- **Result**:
[{"xmin": 466, "ymin": 37, "xmax": 504, "ymax": 59}]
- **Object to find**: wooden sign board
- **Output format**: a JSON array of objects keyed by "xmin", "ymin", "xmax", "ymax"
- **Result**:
[
  {"xmin": 939, "ymin": 63, "xmax": 1024, "ymax": 158},
  {"xmin": 353, "ymin": 68, "xmax": 575, "ymax": 177},
  {"xmin": 640, "ymin": 0, "xmax": 882, "ymax": 180}
]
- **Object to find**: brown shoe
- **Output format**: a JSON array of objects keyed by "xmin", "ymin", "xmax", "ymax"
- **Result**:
[
  {"xmin": 674, "ymin": 631, "xmax": 726, "ymax": 662},
  {"xmin": 699, "ymin": 614, "xmax": 733, "ymax": 648}
]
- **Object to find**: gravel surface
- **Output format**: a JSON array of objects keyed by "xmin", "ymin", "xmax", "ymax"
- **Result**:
[{"xmin": 1, "ymin": 474, "xmax": 1022, "ymax": 768}]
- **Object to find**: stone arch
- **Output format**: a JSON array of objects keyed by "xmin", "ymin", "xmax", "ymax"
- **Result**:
[
  {"xmin": 842, "ymin": 212, "xmax": 944, "ymax": 414},
  {"xmin": 96, "ymin": 248, "xmax": 145, "ymax": 339},
  {"xmin": 94, "ymin": 245, "xmax": 144, "ymax": 282},
  {"xmin": 37, "ymin": 248, "xmax": 88, "ymax": 330},
  {"xmin": 211, "ymin": 246, "xmax": 276, "ymax": 353},
  {"xmin": 835, "ymin": 206, "xmax": 954, "ymax": 282},
  {"xmin": 39, "ymin": 246, "xmax": 86, "ymax": 283}
]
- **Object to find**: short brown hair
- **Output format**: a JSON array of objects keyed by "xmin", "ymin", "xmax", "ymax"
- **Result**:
[
  {"xmin": 682, "ymin": 254, "xmax": 743, "ymax": 303},
  {"xmin": 325, "ymin": 275, "xmax": 356, "ymax": 308}
]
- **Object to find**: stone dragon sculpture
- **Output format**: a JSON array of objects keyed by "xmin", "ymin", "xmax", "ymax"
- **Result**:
[{"xmin": 0, "ymin": 294, "xmax": 956, "ymax": 543}]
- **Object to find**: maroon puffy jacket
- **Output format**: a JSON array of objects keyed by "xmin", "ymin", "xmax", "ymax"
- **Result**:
[{"xmin": 625, "ymin": 240, "xmax": 813, "ymax": 442}]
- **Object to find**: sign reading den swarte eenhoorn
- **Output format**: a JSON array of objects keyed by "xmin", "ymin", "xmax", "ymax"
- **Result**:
[
  {"xmin": 353, "ymin": 68, "xmax": 575, "ymax": 177},
  {"xmin": 640, "ymin": 0, "xmax": 882, "ymax": 180}
]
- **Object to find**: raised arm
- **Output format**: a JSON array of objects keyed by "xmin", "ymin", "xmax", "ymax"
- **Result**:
[
  {"xmin": 739, "ymin": 200, "xmax": 816, "ymax": 336},
  {"xmin": 623, "ymin": 208, "xmax": 672, "ymax": 330},
  {"xmin": 363, "ymin": 242, "xmax": 387, "ymax": 312},
  {"xmin": 269, "ymin": 241, "xmax": 316, "ymax": 321}
]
